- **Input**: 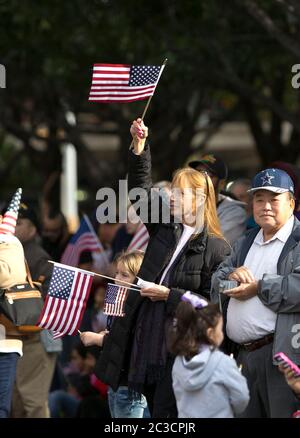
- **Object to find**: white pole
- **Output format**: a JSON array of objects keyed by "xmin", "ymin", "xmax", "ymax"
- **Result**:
[
  {"xmin": 60, "ymin": 143, "xmax": 79, "ymax": 233},
  {"xmin": 0, "ymin": 64, "xmax": 6, "ymax": 88}
]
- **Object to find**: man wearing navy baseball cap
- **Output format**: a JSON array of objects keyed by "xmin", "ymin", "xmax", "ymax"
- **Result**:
[{"xmin": 212, "ymin": 168, "xmax": 300, "ymax": 417}]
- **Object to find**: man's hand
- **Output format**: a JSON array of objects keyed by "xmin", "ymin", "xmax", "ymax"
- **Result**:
[
  {"xmin": 130, "ymin": 118, "xmax": 148, "ymax": 155},
  {"xmin": 140, "ymin": 284, "xmax": 170, "ymax": 302},
  {"xmin": 225, "ymin": 282, "xmax": 258, "ymax": 301},
  {"xmin": 279, "ymin": 365, "xmax": 300, "ymax": 398},
  {"xmin": 228, "ymin": 266, "xmax": 256, "ymax": 284}
]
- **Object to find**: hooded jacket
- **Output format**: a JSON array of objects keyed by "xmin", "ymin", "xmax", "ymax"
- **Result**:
[{"xmin": 172, "ymin": 346, "xmax": 249, "ymax": 418}]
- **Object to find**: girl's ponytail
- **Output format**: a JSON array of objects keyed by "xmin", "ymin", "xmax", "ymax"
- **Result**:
[{"xmin": 168, "ymin": 293, "xmax": 221, "ymax": 360}]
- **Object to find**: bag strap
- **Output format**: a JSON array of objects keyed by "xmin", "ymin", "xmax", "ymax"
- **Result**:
[{"xmin": 24, "ymin": 259, "xmax": 34, "ymax": 289}]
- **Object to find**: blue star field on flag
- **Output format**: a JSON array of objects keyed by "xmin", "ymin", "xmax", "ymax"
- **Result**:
[
  {"xmin": 128, "ymin": 65, "xmax": 161, "ymax": 86},
  {"xmin": 48, "ymin": 266, "xmax": 76, "ymax": 300}
]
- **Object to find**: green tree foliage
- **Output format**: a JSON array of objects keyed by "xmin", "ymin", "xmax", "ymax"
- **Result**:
[{"xmin": 0, "ymin": 0, "xmax": 299, "ymax": 201}]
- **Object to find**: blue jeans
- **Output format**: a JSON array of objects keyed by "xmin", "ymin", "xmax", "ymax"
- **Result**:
[
  {"xmin": 48, "ymin": 390, "xmax": 80, "ymax": 418},
  {"xmin": 108, "ymin": 386, "xmax": 148, "ymax": 418},
  {"xmin": 0, "ymin": 353, "xmax": 19, "ymax": 418}
]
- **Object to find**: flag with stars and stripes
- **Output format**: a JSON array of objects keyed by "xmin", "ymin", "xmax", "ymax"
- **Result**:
[
  {"xmin": 88, "ymin": 64, "xmax": 163, "ymax": 103},
  {"xmin": 103, "ymin": 283, "xmax": 128, "ymax": 317},
  {"xmin": 0, "ymin": 188, "xmax": 22, "ymax": 235},
  {"xmin": 127, "ymin": 222, "xmax": 149, "ymax": 252},
  {"xmin": 60, "ymin": 214, "xmax": 106, "ymax": 268},
  {"xmin": 37, "ymin": 263, "xmax": 94, "ymax": 339}
]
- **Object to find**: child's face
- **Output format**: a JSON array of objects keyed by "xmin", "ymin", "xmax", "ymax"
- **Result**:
[
  {"xmin": 115, "ymin": 261, "xmax": 135, "ymax": 286},
  {"xmin": 207, "ymin": 316, "xmax": 224, "ymax": 347}
]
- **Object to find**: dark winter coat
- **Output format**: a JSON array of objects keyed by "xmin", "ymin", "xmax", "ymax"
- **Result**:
[{"xmin": 95, "ymin": 144, "xmax": 231, "ymax": 390}]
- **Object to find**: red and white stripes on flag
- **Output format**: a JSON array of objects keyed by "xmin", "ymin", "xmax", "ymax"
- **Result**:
[
  {"xmin": 88, "ymin": 64, "xmax": 162, "ymax": 103},
  {"xmin": 0, "ymin": 188, "xmax": 22, "ymax": 235},
  {"xmin": 103, "ymin": 283, "xmax": 128, "ymax": 317},
  {"xmin": 60, "ymin": 215, "xmax": 105, "ymax": 268},
  {"xmin": 128, "ymin": 222, "xmax": 149, "ymax": 252},
  {"xmin": 61, "ymin": 234, "xmax": 100, "ymax": 267},
  {"xmin": 0, "ymin": 211, "xmax": 18, "ymax": 235},
  {"xmin": 37, "ymin": 263, "xmax": 94, "ymax": 339}
]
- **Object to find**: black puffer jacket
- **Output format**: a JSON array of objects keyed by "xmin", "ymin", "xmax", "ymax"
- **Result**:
[{"xmin": 95, "ymin": 144, "xmax": 231, "ymax": 390}]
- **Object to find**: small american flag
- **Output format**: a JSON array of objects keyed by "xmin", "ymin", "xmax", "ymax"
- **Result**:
[
  {"xmin": 128, "ymin": 222, "xmax": 149, "ymax": 252},
  {"xmin": 103, "ymin": 283, "xmax": 128, "ymax": 317},
  {"xmin": 89, "ymin": 64, "xmax": 162, "ymax": 103},
  {"xmin": 37, "ymin": 263, "xmax": 94, "ymax": 339},
  {"xmin": 61, "ymin": 214, "xmax": 105, "ymax": 268},
  {"xmin": 0, "ymin": 188, "xmax": 22, "ymax": 235}
]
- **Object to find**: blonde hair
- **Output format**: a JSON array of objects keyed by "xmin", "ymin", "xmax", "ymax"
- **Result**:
[
  {"xmin": 114, "ymin": 250, "xmax": 144, "ymax": 278},
  {"xmin": 172, "ymin": 167, "xmax": 223, "ymax": 239}
]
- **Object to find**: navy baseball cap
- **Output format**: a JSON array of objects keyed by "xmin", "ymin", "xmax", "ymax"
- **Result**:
[{"xmin": 248, "ymin": 168, "xmax": 295, "ymax": 195}]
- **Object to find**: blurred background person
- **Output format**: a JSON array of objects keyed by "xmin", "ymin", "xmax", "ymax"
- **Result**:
[
  {"xmin": 49, "ymin": 343, "xmax": 110, "ymax": 418},
  {"xmin": 227, "ymin": 178, "xmax": 256, "ymax": 229},
  {"xmin": 189, "ymin": 154, "xmax": 247, "ymax": 244},
  {"xmin": 228, "ymin": 178, "xmax": 251, "ymax": 204},
  {"xmin": 42, "ymin": 210, "xmax": 70, "ymax": 262}
]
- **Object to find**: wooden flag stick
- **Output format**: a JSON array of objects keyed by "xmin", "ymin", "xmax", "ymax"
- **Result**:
[
  {"xmin": 48, "ymin": 260, "xmax": 141, "ymax": 290},
  {"xmin": 140, "ymin": 58, "xmax": 167, "ymax": 121},
  {"xmin": 129, "ymin": 58, "xmax": 167, "ymax": 149}
]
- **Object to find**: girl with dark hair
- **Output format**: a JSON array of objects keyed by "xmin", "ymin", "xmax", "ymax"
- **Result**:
[{"xmin": 169, "ymin": 292, "xmax": 249, "ymax": 418}]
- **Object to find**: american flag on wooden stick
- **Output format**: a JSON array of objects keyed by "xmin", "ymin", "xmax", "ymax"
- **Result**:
[
  {"xmin": 88, "ymin": 64, "xmax": 163, "ymax": 103},
  {"xmin": 37, "ymin": 263, "xmax": 94, "ymax": 339}
]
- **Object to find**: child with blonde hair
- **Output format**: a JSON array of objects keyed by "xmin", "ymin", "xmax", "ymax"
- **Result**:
[{"xmin": 80, "ymin": 250, "xmax": 149, "ymax": 418}]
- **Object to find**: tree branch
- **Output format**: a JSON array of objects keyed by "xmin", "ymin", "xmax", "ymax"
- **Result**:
[
  {"xmin": 214, "ymin": 44, "xmax": 300, "ymax": 134},
  {"xmin": 274, "ymin": 0, "xmax": 300, "ymax": 18},
  {"xmin": 241, "ymin": 0, "xmax": 300, "ymax": 58}
]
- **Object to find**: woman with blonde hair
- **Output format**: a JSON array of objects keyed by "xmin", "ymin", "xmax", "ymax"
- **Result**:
[{"xmin": 95, "ymin": 119, "xmax": 231, "ymax": 418}]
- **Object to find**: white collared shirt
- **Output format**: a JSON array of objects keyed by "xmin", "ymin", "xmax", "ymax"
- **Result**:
[{"xmin": 227, "ymin": 215, "xmax": 294, "ymax": 344}]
